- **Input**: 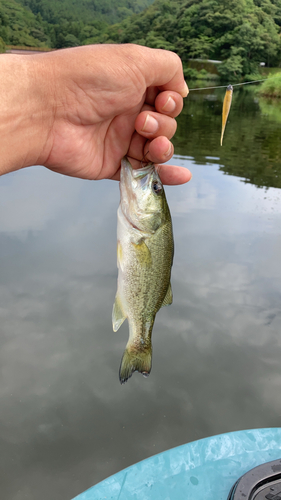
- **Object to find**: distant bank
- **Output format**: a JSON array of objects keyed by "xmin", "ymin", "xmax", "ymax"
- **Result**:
[{"xmin": 5, "ymin": 46, "xmax": 53, "ymax": 55}]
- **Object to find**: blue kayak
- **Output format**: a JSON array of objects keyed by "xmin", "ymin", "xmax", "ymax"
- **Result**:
[{"xmin": 72, "ymin": 428, "xmax": 281, "ymax": 500}]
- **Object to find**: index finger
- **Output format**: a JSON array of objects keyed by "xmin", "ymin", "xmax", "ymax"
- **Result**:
[{"xmin": 136, "ymin": 46, "xmax": 189, "ymax": 98}]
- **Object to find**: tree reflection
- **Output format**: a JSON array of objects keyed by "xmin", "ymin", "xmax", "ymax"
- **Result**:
[{"xmin": 174, "ymin": 87, "xmax": 281, "ymax": 189}]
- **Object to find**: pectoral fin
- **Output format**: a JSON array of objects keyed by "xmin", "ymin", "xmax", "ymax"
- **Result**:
[
  {"xmin": 132, "ymin": 240, "xmax": 152, "ymax": 267},
  {"xmin": 112, "ymin": 293, "xmax": 126, "ymax": 332},
  {"xmin": 161, "ymin": 282, "xmax": 173, "ymax": 307},
  {"xmin": 117, "ymin": 240, "xmax": 123, "ymax": 270}
]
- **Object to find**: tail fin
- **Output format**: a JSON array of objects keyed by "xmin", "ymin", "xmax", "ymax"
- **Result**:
[{"xmin": 119, "ymin": 342, "xmax": 152, "ymax": 385}]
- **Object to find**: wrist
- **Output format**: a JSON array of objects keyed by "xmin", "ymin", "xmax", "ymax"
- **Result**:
[{"xmin": 0, "ymin": 54, "xmax": 54, "ymax": 176}]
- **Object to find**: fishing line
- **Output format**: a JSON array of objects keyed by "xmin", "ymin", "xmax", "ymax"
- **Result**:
[{"xmin": 188, "ymin": 78, "xmax": 267, "ymax": 91}]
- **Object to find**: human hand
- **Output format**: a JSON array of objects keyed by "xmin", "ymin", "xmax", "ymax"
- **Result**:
[{"xmin": 0, "ymin": 44, "xmax": 191, "ymax": 185}]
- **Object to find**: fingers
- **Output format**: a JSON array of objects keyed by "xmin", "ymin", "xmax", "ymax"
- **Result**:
[
  {"xmin": 130, "ymin": 85, "xmax": 184, "ymax": 169},
  {"xmin": 130, "ymin": 157, "xmax": 192, "ymax": 185},
  {"xmin": 111, "ymin": 159, "xmax": 192, "ymax": 186},
  {"xmin": 145, "ymin": 89, "xmax": 184, "ymax": 118},
  {"xmin": 154, "ymin": 91, "xmax": 184, "ymax": 117},
  {"xmin": 146, "ymin": 137, "xmax": 173, "ymax": 161},
  {"xmin": 156, "ymin": 163, "xmax": 192, "ymax": 185},
  {"xmin": 124, "ymin": 46, "xmax": 189, "ymax": 184},
  {"xmin": 145, "ymin": 88, "xmax": 183, "ymax": 117},
  {"xmin": 134, "ymin": 91, "xmax": 182, "ymax": 158},
  {"xmin": 137, "ymin": 46, "xmax": 189, "ymax": 98},
  {"xmin": 128, "ymin": 132, "xmax": 173, "ymax": 163},
  {"xmin": 126, "ymin": 131, "xmax": 192, "ymax": 184},
  {"xmin": 145, "ymin": 86, "xmax": 159, "ymax": 106},
  {"xmin": 135, "ymin": 111, "xmax": 177, "ymax": 140}
]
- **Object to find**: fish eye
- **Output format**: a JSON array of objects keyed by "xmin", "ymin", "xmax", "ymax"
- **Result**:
[{"xmin": 152, "ymin": 181, "xmax": 162, "ymax": 194}]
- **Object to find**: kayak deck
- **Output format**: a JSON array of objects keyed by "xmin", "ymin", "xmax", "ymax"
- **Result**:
[{"xmin": 72, "ymin": 428, "xmax": 281, "ymax": 500}]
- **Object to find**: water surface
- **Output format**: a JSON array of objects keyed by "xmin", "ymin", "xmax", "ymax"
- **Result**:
[{"xmin": 0, "ymin": 88, "xmax": 281, "ymax": 499}]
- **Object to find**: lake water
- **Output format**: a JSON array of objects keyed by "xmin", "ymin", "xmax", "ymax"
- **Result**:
[{"xmin": 1, "ymin": 87, "xmax": 281, "ymax": 500}]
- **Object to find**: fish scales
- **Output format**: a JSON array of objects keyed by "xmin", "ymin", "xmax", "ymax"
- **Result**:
[
  {"xmin": 118, "ymin": 213, "xmax": 172, "ymax": 325},
  {"xmin": 113, "ymin": 157, "xmax": 174, "ymax": 384}
]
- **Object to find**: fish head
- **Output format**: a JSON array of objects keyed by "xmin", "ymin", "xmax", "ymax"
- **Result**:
[{"xmin": 120, "ymin": 157, "xmax": 169, "ymax": 233}]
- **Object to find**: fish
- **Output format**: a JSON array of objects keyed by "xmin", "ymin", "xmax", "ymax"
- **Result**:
[
  {"xmin": 221, "ymin": 84, "xmax": 233, "ymax": 146},
  {"xmin": 112, "ymin": 157, "xmax": 174, "ymax": 384}
]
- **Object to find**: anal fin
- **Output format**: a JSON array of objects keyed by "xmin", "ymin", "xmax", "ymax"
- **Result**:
[{"xmin": 161, "ymin": 282, "xmax": 173, "ymax": 307}]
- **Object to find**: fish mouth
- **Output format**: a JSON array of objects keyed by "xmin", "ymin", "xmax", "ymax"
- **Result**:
[
  {"xmin": 120, "ymin": 156, "xmax": 155, "ymax": 202},
  {"xmin": 120, "ymin": 157, "xmax": 155, "ymax": 231},
  {"xmin": 120, "ymin": 156, "xmax": 162, "ymax": 234},
  {"xmin": 121, "ymin": 156, "xmax": 154, "ymax": 183}
]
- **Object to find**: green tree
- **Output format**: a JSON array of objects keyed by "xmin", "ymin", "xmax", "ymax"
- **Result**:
[
  {"xmin": 108, "ymin": 0, "xmax": 281, "ymax": 78},
  {"xmin": 63, "ymin": 33, "xmax": 80, "ymax": 47},
  {"xmin": 0, "ymin": 35, "xmax": 5, "ymax": 52},
  {"xmin": 188, "ymin": 35, "xmax": 215, "ymax": 59},
  {"xmin": 218, "ymin": 48, "xmax": 244, "ymax": 80}
]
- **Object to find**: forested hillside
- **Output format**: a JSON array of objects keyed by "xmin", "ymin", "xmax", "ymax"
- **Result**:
[
  {"xmin": 106, "ymin": 0, "xmax": 281, "ymax": 78},
  {"xmin": 18, "ymin": 0, "xmax": 154, "ymax": 24},
  {"xmin": 0, "ymin": 0, "xmax": 153, "ymax": 49},
  {"xmin": 1, "ymin": 0, "xmax": 281, "ymax": 79},
  {"xmin": 0, "ymin": 0, "xmax": 50, "ymax": 47}
]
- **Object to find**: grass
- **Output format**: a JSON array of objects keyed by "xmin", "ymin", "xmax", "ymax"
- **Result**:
[
  {"xmin": 258, "ymin": 96, "xmax": 281, "ymax": 124},
  {"xmin": 258, "ymin": 72, "xmax": 281, "ymax": 98}
]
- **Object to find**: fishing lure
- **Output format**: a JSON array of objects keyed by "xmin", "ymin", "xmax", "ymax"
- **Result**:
[
  {"xmin": 189, "ymin": 77, "xmax": 270, "ymax": 145},
  {"xmin": 220, "ymin": 84, "xmax": 233, "ymax": 146}
]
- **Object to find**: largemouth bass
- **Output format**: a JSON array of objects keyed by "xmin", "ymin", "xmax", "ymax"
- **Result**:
[{"xmin": 112, "ymin": 157, "xmax": 174, "ymax": 384}]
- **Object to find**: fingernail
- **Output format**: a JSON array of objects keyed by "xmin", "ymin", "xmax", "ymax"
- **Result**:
[
  {"xmin": 142, "ymin": 114, "xmax": 159, "ymax": 133},
  {"xmin": 164, "ymin": 142, "xmax": 173, "ymax": 157},
  {"xmin": 181, "ymin": 81, "xmax": 189, "ymax": 98},
  {"xmin": 162, "ymin": 96, "xmax": 176, "ymax": 113}
]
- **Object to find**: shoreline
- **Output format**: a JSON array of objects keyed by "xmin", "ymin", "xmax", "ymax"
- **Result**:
[{"xmin": 5, "ymin": 46, "xmax": 53, "ymax": 55}]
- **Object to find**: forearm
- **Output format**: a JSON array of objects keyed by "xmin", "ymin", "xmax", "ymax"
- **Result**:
[{"xmin": 0, "ymin": 54, "xmax": 53, "ymax": 176}]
